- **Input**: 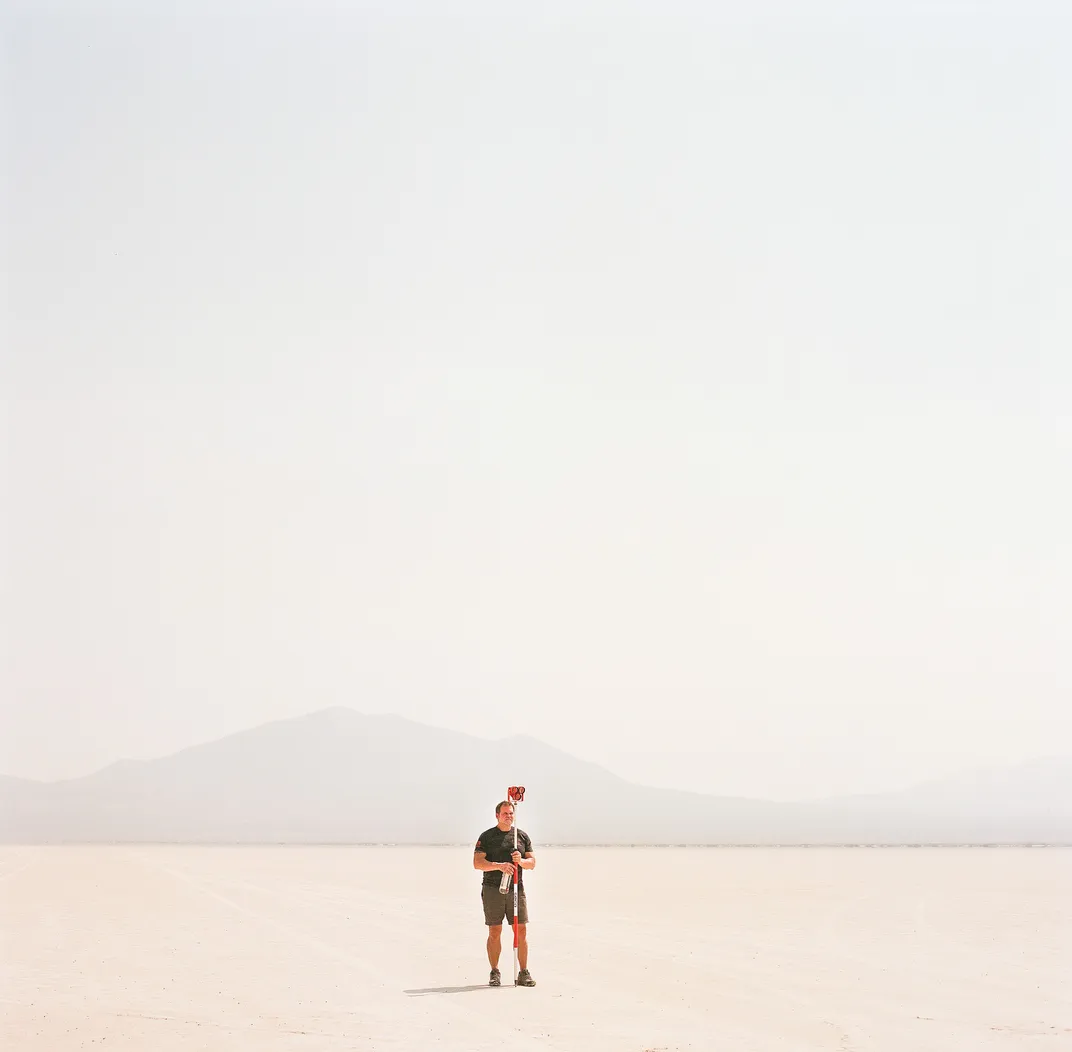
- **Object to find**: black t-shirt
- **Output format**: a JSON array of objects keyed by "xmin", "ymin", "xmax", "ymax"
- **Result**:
[{"xmin": 475, "ymin": 825, "xmax": 533, "ymax": 888}]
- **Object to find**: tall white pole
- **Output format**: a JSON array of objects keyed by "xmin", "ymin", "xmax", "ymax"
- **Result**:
[
  {"xmin": 512, "ymin": 798, "xmax": 519, "ymax": 985},
  {"xmin": 508, "ymin": 786, "xmax": 525, "ymax": 985}
]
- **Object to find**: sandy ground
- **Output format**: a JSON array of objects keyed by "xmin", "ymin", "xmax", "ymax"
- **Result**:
[{"xmin": 1, "ymin": 845, "xmax": 1070, "ymax": 1051}]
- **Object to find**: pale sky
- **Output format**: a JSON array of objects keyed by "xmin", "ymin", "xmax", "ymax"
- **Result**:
[{"xmin": 3, "ymin": 1, "xmax": 1070, "ymax": 801}]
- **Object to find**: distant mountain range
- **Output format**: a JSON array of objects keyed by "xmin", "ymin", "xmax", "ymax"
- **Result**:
[{"xmin": 1, "ymin": 709, "xmax": 1069, "ymax": 844}]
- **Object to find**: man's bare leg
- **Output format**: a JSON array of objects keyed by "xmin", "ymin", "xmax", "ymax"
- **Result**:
[{"xmin": 486, "ymin": 925, "xmax": 502, "ymax": 969}]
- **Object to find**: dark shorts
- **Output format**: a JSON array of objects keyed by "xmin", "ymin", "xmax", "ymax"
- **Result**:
[{"xmin": 481, "ymin": 883, "xmax": 529, "ymax": 927}]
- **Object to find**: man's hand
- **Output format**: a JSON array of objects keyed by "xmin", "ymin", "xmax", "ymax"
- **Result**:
[
  {"xmin": 499, "ymin": 862, "xmax": 515, "ymax": 874},
  {"xmin": 510, "ymin": 851, "xmax": 523, "ymax": 867}
]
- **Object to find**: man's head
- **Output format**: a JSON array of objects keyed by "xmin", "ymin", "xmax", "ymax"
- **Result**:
[{"xmin": 495, "ymin": 801, "xmax": 515, "ymax": 829}]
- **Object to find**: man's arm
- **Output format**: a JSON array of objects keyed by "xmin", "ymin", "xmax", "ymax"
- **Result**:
[
  {"xmin": 510, "ymin": 850, "xmax": 536, "ymax": 870},
  {"xmin": 520, "ymin": 832, "xmax": 536, "ymax": 870},
  {"xmin": 473, "ymin": 850, "xmax": 511, "ymax": 873}
]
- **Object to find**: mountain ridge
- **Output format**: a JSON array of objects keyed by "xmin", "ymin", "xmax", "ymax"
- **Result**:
[{"xmin": 2, "ymin": 709, "xmax": 1069, "ymax": 844}]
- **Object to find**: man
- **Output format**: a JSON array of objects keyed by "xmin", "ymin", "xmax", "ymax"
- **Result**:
[{"xmin": 473, "ymin": 800, "xmax": 536, "ymax": 987}]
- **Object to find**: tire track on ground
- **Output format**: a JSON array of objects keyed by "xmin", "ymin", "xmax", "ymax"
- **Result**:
[
  {"xmin": 0, "ymin": 848, "xmax": 38, "ymax": 882},
  {"xmin": 125, "ymin": 851, "xmax": 582, "ymax": 1052}
]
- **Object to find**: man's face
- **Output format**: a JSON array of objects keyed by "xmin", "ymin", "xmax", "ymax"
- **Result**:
[{"xmin": 497, "ymin": 805, "xmax": 514, "ymax": 828}]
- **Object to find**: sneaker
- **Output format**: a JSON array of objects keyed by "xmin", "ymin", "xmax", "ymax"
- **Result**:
[
  {"xmin": 488, "ymin": 968, "xmax": 501, "ymax": 987},
  {"xmin": 516, "ymin": 969, "xmax": 536, "ymax": 987}
]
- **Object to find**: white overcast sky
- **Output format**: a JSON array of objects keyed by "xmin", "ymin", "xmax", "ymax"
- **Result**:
[{"xmin": 3, "ymin": 1, "xmax": 1070, "ymax": 800}]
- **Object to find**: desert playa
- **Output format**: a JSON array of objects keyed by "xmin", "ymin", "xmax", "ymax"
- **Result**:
[{"xmin": 2, "ymin": 845, "xmax": 1069, "ymax": 1051}]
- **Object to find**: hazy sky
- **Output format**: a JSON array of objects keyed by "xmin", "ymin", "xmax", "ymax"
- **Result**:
[{"xmin": 3, "ymin": 1, "xmax": 1070, "ymax": 801}]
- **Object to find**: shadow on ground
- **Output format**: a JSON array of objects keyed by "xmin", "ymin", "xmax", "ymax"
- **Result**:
[{"xmin": 404, "ymin": 984, "xmax": 496, "ymax": 996}]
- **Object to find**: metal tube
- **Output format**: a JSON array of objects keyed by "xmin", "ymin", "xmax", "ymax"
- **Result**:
[{"xmin": 512, "ymin": 799, "xmax": 519, "ymax": 984}]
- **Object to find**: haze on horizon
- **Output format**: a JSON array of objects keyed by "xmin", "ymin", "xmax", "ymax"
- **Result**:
[{"xmin": 3, "ymin": 1, "xmax": 1069, "ymax": 803}]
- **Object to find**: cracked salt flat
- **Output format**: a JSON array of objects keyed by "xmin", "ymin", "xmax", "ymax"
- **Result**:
[{"xmin": 2, "ymin": 845, "xmax": 1069, "ymax": 1051}]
